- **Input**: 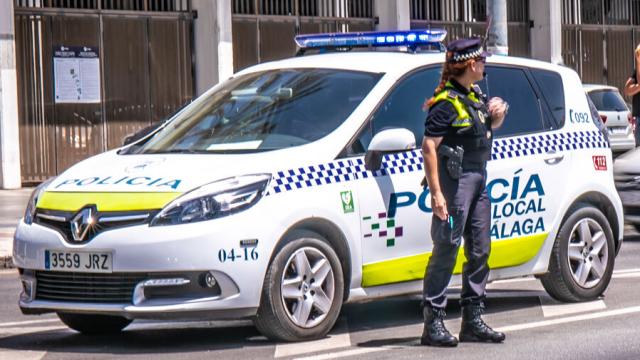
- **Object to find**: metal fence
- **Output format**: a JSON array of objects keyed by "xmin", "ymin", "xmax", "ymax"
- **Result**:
[
  {"xmin": 562, "ymin": 0, "xmax": 640, "ymax": 95},
  {"xmin": 14, "ymin": 0, "xmax": 194, "ymax": 183},
  {"xmin": 232, "ymin": 0, "xmax": 376, "ymax": 71},
  {"xmin": 409, "ymin": 0, "xmax": 531, "ymax": 58}
]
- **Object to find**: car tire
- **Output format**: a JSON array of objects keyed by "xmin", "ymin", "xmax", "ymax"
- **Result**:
[
  {"xmin": 540, "ymin": 204, "xmax": 615, "ymax": 302},
  {"xmin": 57, "ymin": 313, "xmax": 132, "ymax": 334},
  {"xmin": 254, "ymin": 230, "xmax": 344, "ymax": 342}
]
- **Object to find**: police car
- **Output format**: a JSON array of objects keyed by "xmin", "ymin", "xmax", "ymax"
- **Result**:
[{"xmin": 14, "ymin": 30, "xmax": 623, "ymax": 341}]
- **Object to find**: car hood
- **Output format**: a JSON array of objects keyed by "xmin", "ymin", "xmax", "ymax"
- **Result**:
[{"xmin": 46, "ymin": 148, "xmax": 327, "ymax": 194}]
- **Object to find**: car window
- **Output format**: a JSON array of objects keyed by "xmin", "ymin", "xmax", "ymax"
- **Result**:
[
  {"xmin": 588, "ymin": 89, "xmax": 628, "ymax": 112},
  {"xmin": 125, "ymin": 69, "xmax": 382, "ymax": 154},
  {"xmin": 486, "ymin": 66, "xmax": 547, "ymax": 138},
  {"xmin": 586, "ymin": 94, "xmax": 609, "ymax": 142},
  {"xmin": 344, "ymin": 67, "xmax": 441, "ymax": 156},
  {"xmin": 531, "ymin": 69, "xmax": 565, "ymax": 127}
]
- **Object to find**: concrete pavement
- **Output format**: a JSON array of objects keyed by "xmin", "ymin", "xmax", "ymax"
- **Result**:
[{"xmin": 0, "ymin": 188, "xmax": 32, "ymax": 268}]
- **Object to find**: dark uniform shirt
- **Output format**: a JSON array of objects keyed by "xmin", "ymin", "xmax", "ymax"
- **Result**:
[
  {"xmin": 631, "ymin": 69, "xmax": 640, "ymax": 116},
  {"xmin": 424, "ymin": 79, "xmax": 474, "ymax": 138}
]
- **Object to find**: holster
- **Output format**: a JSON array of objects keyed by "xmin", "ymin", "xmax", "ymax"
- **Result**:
[{"xmin": 438, "ymin": 144, "xmax": 464, "ymax": 179}]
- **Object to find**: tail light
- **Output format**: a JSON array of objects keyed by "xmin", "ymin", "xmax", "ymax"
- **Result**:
[
  {"xmin": 600, "ymin": 114, "xmax": 607, "ymax": 123},
  {"xmin": 628, "ymin": 113, "xmax": 636, "ymax": 132}
]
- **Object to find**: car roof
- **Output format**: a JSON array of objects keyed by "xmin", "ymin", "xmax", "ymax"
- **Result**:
[
  {"xmin": 583, "ymin": 84, "xmax": 619, "ymax": 92},
  {"xmin": 235, "ymin": 51, "xmax": 568, "ymax": 76}
]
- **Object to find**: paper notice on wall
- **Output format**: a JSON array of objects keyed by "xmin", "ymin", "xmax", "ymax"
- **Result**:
[{"xmin": 53, "ymin": 46, "xmax": 101, "ymax": 103}]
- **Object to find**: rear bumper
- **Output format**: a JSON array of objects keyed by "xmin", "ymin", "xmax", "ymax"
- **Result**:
[{"xmin": 609, "ymin": 136, "xmax": 636, "ymax": 152}]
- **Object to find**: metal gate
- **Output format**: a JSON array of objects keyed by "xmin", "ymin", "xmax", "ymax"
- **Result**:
[
  {"xmin": 14, "ymin": 0, "xmax": 194, "ymax": 183},
  {"xmin": 410, "ymin": 0, "xmax": 531, "ymax": 57},
  {"xmin": 232, "ymin": 0, "xmax": 376, "ymax": 71},
  {"xmin": 562, "ymin": 0, "xmax": 640, "ymax": 92}
]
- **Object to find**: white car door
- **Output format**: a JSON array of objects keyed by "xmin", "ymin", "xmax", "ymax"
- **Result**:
[
  {"xmin": 482, "ymin": 65, "xmax": 572, "ymax": 271},
  {"xmin": 341, "ymin": 67, "xmax": 443, "ymax": 288}
]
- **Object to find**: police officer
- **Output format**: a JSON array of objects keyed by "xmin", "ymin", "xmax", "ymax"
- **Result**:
[{"xmin": 420, "ymin": 37, "xmax": 508, "ymax": 347}]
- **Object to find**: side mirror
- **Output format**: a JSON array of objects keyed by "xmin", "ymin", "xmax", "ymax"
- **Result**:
[
  {"xmin": 123, "ymin": 123, "xmax": 161, "ymax": 146},
  {"xmin": 364, "ymin": 128, "xmax": 416, "ymax": 171}
]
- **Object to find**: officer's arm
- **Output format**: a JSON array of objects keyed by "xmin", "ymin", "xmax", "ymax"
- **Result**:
[
  {"xmin": 422, "ymin": 136, "xmax": 448, "ymax": 220},
  {"xmin": 624, "ymin": 78, "xmax": 640, "ymax": 97},
  {"xmin": 421, "ymin": 136, "xmax": 442, "ymax": 194},
  {"xmin": 488, "ymin": 97, "xmax": 507, "ymax": 129}
]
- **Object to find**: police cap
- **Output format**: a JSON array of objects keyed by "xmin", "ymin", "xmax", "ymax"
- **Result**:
[{"xmin": 446, "ymin": 37, "xmax": 490, "ymax": 63}]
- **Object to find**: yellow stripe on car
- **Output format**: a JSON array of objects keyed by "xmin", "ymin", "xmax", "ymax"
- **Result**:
[
  {"xmin": 361, "ymin": 232, "xmax": 548, "ymax": 287},
  {"xmin": 37, "ymin": 192, "xmax": 182, "ymax": 212}
]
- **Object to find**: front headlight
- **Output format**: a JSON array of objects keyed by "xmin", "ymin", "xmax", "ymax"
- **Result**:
[
  {"xmin": 150, "ymin": 174, "xmax": 271, "ymax": 226},
  {"xmin": 24, "ymin": 177, "xmax": 56, "ymax": 225}
]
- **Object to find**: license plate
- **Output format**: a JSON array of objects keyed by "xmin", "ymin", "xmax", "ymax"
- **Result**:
[
  {"xmin": 610, "ymin": 127, "xmax": 627, "ymax": 134},
  {"xmin": 45, "ymin": 250, "xmax": 113, "ymax": 273}
]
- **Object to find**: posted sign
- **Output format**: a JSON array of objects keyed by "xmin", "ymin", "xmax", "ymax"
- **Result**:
[{"xmin": 53, "ymin": 45, "xmax": 101, "ymax": 103}]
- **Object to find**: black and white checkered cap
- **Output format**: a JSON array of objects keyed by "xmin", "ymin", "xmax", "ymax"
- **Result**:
[{"xmin": 446, "ymin": 37, "xmax": 490, "ymax": 63}]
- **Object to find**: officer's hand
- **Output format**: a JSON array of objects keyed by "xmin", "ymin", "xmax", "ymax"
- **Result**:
[
  {"xmin": 488, "ymin": 97, "xmax": 508, "ymax": 121},
  {"xmin": 431, "ymin": 191, "xmax": 448, "ymax": 221}
]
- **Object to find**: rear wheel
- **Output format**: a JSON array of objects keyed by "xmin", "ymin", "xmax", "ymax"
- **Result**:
[
  {"xmin": 57, "ymin": 313, "xmax": 132, "ymax": 334},
  {"xmin": 254, "ymin": 230, "xmax": 344, "ymax": 341},
  {"xmin": 540, "ymin": 204, "xmax": 615, "ymax": 302}
]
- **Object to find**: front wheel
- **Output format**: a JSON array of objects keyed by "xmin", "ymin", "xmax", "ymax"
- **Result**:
[
  {"xmin": 57, "ymin": 313, "xmax": 132, "ymax": 334},
  {"xmin": 540, "ymin": 204, "xmax": 615, "ymax": 302},
  {"xmin": 254, "ymin": 230, "xmax": 344, "ymax": 341}
]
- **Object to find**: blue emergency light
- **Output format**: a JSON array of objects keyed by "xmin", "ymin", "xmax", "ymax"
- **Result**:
[{"xmin": 294, "ymin": 29, "xmax": 447, "ymax": 53}]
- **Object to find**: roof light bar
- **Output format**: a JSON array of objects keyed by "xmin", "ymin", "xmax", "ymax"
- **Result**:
[{"xmin": 294, "ymin": 29, "xmax": 447, "ymax": 51}]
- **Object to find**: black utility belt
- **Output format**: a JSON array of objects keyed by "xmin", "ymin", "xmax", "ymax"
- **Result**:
[{"xmin": 460, "ymin": 162, "xmax": 487, "ymax": 172}]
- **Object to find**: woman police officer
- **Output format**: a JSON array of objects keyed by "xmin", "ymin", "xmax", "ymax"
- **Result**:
[{"xmin": 420, "ymin": 37, "xmax": 508, "ymax": 347}]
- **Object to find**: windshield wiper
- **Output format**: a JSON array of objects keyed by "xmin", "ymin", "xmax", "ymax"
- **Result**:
[{"xmin": 147, "ymin": 149, "xmax": 204, "ymax": 154}]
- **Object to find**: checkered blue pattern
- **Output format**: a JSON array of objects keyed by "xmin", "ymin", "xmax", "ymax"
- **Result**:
[
  {"xmin": 491, "ymin": 130, "xmax": 608, "ymax": 161},
  {"xmin": 269, "ymin": 151, "xmax": 424, "ymax": 194},
  {"xmin": 268, "ymin": 131, "xmax": 609, "ymax": 194}
]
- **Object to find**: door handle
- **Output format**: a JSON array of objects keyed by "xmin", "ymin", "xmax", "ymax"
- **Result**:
[{"xmin": 544, "ymin": 154, "xmax": 564, "ymax": 165}]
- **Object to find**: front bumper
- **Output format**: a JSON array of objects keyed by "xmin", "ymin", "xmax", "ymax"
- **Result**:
[{"xmin": 13, "ymin": 207, "xmax": 280, "ymax": 319}]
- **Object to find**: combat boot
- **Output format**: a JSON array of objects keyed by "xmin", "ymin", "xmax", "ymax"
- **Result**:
[
  {"xmin": 459, "ymin": 303, "xmax": 505, "ymax": 343},
  {"xmin": 420, "ymin": 306, "xmax": 458, "ymax": 347}
]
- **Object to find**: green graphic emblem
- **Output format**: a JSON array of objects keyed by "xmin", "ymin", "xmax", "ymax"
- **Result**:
[
  {"xmin": 362, "ymin": 212, "xmax": 404, "ymax": 247},
  {"xmin": 341, "ymin": 191, "xmax": 354, "ymax": 213}
]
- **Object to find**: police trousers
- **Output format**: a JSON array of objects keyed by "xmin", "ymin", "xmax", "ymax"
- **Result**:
[{"xmin": 423, "ymin": 168, "xmax": 491, "ymax": 309}]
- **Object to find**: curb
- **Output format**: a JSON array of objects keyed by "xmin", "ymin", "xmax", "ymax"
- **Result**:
[{"xmin": 0, "ymin": 255, "xmax": 14, "ymax": 269}]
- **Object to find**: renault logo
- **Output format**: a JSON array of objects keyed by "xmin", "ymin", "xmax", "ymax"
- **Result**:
[{"xmin": 70, "ymin": 207, "xmax": 96, "ymax": 242}]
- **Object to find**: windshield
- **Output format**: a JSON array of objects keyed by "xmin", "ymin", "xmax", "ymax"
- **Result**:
[
  {"xmin": 588, "ymin": 89, "xmax": 628, "ymax": 112},
  {"xmin": 126, "ymin": 69, "xmax": 382, "ymax": 154}
]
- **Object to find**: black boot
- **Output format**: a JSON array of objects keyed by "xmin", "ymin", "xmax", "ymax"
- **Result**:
[
  {"xmin": 459, "ymin": 303, "xmax": 505, "ymax": 343},
  {"xmin": 420, "ymin": 306, "xmax": 458, "ymax": 347}
]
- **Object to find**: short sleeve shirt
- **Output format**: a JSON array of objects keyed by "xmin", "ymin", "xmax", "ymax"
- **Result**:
[
  {"xmin": 424, "ymin": 100, "xmax": 458, "ymax": 137},
  {"xmin": 631, "ymin": 69, "xmax": 640, "ymax": 116},
  {"xmin": 424, "ymin": 79, "xmax": 474, "ymax": 137}
]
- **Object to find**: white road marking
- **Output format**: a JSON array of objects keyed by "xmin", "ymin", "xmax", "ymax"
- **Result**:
[
  {"xmin": 0, "ymin": 319, "xmax": 60, "ymax": 328},
  {"xmin": 299, "ymin": 305, "xmax": 640, "ymax": 360},
  {"xmin": 0, "ymin": 325, "xmax": 68, "ymax": 337},
  {"xmin": 613, "ymin": 268, "xmax": 640, "ymax": 274},
  {"xmin": 293, "ymin": 347, "xmax": 385, "ymax": 360},
  {"xmin": 0, "ymin": 350, "xmax": 47, "ymax": 360},
  {"xmin": 539, "ymin": 296, "xmax": 606, "ymax": 317},
  {"xmin": 275, "ymin": 319, "xmax": 351, "ymax": 358},
  {"xmin": 495, "ymin": 305, "xmax": 640, "ymax": 332}
]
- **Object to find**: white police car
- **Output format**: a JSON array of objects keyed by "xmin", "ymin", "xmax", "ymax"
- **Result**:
[{"xmin": 14, "ymin": 30, "xmax": 623, "ymax": 341}]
